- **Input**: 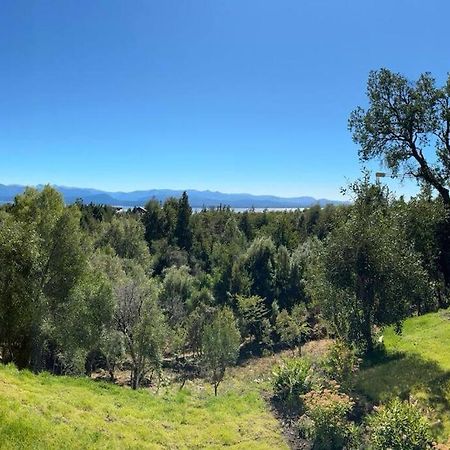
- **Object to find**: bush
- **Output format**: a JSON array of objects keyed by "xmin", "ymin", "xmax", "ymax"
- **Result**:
[
  {"xmin": 367, "ymin": 398, "xmax": 432, "ymax": 450},
  {"xmin": 275, "ymin": 305, "xmax": 310, "ymax": 353},
  {"xmin": 272, "ymin": 357, "xmax": 311, "ymax": 406},
  {"xmin": 300, "ymin": 387, "xmax": 359, "ymax": 449},
  {"xmin": 320, "ymin": 340, "xmax": 360, "ymax": 391}
]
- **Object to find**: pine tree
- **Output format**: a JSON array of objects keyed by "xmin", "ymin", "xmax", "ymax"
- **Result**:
[{"xmin": 175, "ymin": 191, "xmax": 192, "ymax": 251}]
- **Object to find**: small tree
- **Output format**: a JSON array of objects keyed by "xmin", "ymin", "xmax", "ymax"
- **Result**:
[
  {"xmin": 320, "ymin": 340, "xmax": 360, "ymax": 392},
  {"xmin": 115, "ymin": 273, "xmax": 166, "ymax": 389},
  {"xmin": 275, "ymin": 305, "xmax": 310, "ymax": 354},
  {"xmin": 159, "ymin": 265, "xmax": 193, "ymax": 328},
  {"xmin": 202, "ymin": 307, "xmax": 240, "ymax": 396},
  {"xmin": 236, "ymin": 294, "xmax": 270, "ymax": 346},
  {"xmin": 100, "ymin": 329, "xmax": 125, "ymax": 382},
  {"xmin": 244, "ymin": 237, "xmax": 277, "ymax": 305}
]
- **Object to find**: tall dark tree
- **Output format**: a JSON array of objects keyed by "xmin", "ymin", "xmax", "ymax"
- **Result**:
[
  {"xmin": 239, "ymin": 210, "xmax": 253, "ymax": 241},
  {"xmin": 143, "ymin": 199, "xmax": 165, "ymax": 244},
  {"xmin": 244, "ymin": 236, "xmax": 276, "ymax": 306},
  {"xmin": 349, "ymin": 69, "xmax": 450, "ymax": 288},
  {"xmin": 175, "ymin": 191, "xmax": 193, "ymax": 251},
  {"xmin": 162, "ymin": 197, "xmax": 179, "ymax": 245}
]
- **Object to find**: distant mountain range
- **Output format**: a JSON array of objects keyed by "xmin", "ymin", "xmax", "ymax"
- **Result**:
[{"xmin": 0, "ymin": 184, "xmax": 346, "ymax": 209}]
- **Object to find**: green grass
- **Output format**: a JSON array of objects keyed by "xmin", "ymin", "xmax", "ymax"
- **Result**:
[
  {"xmin": 356, "ymin": 309, "xmax": 450, "ymax": 441},
  {"xmin": 0, "ymin": 358, "xmax": 288, "ymax": 449}
]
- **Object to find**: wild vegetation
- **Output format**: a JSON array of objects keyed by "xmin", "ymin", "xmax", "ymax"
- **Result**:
[{"xmin": 1, "ymin": 68, "xmax": 450, "ymax": 448}]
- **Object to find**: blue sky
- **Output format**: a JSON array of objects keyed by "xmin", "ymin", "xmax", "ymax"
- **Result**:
[{"xmin": 1, "ymin": 0, "xmax": 449, "ymax": 199}]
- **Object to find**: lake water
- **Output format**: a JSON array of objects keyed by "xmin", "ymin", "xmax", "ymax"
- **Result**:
[{"xmin": 192, "ymin": 207, "xmax": 305, "ymax": 213}]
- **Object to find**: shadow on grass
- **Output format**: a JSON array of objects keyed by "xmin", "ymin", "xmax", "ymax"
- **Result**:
[
  {"xmin": 356, "ymin": 350, "xmax": 450, "ymax": 437},
  {"xmin": 268, "ymin": 395, "xmax": 310, "ymax": 450}
]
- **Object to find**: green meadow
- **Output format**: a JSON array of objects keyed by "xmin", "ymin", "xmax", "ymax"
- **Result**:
[
  {"xmin": 0, "ymin": 359, "xmax": 288, "ymax": 450},
  {"xmin": 2, "ymin": 311, "xmax": 450, "ymax": 447},
  {"xmin": 356, "ymin": 309, "xmax": 450, "ymax": 442}
]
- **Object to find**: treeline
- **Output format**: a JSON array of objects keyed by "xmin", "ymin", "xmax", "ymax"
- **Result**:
[{"xmin": 0, "ymin": 176, "xmax": 448, "ymax": 391}]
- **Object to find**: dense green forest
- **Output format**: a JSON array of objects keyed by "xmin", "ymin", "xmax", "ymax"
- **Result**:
[
  {"xmin": 1, "ymin": 69, "xmax": 450, "ymax": 448},
  {"xmin": 1, "ymin": 177, "xmax": 448, "ymax": 379}
]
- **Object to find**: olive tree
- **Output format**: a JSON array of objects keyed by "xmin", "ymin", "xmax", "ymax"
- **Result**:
[
  {"xmin": 0, "ymin": 186, "xmax": 86, "ymax": 371},
  {"xmin": 159, "ymin": 265, "xmax": 193, "ymax": 327},
  {"xmin": 349, "ymin": 69, "xmax": 450, "ymax": 287},
  {"xmin": 115, "ymin": 272, "xmax": 166, "ymax": 389},
  {"xmin": 307, "ymin": 178, "xmax": 431, "ymax": 352}
]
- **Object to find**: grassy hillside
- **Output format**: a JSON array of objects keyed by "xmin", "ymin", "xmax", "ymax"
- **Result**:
[
  {"xmin": 0, "ymin": 358, "xmax": 288, "ymax": 449},
  {"xmin": 2, "ymin": 311, "xmax": 449, "ymax": 448},
  {"xmin": 356, "ymin": 309, "xmax": 450, "ymax": 441}
]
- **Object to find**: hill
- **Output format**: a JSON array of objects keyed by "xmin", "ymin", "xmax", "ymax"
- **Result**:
[
  {"xmin": 356, "ymin": 309, "xmax": 450, "ymax": 442},
  {"xmin": 2, "ymin": 310, "xmax": 450, "ymax": 447},
  {"xmin": 0, "ymin": 357, "xmax": 287, "ymax": 449},
  {"xmin": 0, "ymin": 184, "xmax": 345, "ymax": 209}
]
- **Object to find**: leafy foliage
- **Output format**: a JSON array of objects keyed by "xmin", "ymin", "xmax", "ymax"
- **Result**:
[
  {"xmin": 300, "ymin": 387, "xmax": 359, "ymax": 450},
  {"xmin": 114, "ymin": 271, "xmax": 166, "ymax": 389},
  {"xmin": 366, "ymin": 398, "xmax": 432, "ymax": 450},
  {"xmin": 349, "ymin": 69, "xmax": 450, "ymax": 289},
  {"xmin": 307, "ymin": 177, "xmax": 431, "ymax": 351},
  {"xmin": 320, "ymin": 341, "xmax": 360, "ymax": 391},
  {"xmin": 202, "ymin": 307, "xmax": 241, "ymax": 395},
  {"xmin": 236, "ymin": 295, "xmax": 270, "ymax": 345},
  {"xmin": 272, "ymin": 357, "xmax": 311, "ymax": 405},
  {"xmin": 275, "ymin": 305, "xmax": 310, "ymax": 352}
]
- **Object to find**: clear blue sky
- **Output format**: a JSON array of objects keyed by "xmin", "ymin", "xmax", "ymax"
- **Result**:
[{"xmin": 1, "ymin": 0, "xmax": 449, "ymax": 198}]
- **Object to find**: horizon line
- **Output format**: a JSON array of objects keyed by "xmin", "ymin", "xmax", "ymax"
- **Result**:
[{"xmin": 0, "ymin": 182, "xmax": 345, "ymax": 201}]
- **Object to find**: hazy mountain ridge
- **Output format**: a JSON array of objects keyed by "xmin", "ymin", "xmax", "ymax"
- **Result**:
[{"xmin": 0, "ymin": 184, "xmax": 346, "ymax": 208}]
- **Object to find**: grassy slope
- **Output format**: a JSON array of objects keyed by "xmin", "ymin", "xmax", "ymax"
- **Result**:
[
  {"xmin": 0, "ymin": 357, "xmax": 288, "ymax": 450},
  {"xmin": 356, "ymin": 309, "xmax": 450, "ymax": 441}
]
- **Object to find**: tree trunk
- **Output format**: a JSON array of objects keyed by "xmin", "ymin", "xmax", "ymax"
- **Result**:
[
  {"xmin": 13, "ymin": 338, "xmax": 32, "ymax": 370},
  {"xmin": 214, "ymin": 382, "xmax": 218, "ymax": 396},
  {"xmin": 132, "ymin": 367, "xmax": 140, "ymax": 390},
  {"xmin": 363, "ymin": 316, "xmax": 374, "ymax": 353},
  {"xmin": 438, "ymin": 206, "xmax": 450, "ymax": 296},
  {"xmin": 29, "ymin": 321, "xmax": 44, "ymax": 373}
]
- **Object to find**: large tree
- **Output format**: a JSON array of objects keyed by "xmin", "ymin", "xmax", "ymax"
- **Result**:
[
  {"xmin": 349, "ymin": 69, "xmax": 450, "ymax": 287},
  {"xmin": 307, "ymin": 178, "xmax": 431, "ymax": 352},
  {"xmin": 175, "ymin": 191, "xmax": 193, "ymax": 251},
  {"xmin": 0, "ymin": 187, "xmax": 86, "ymax": 370}
]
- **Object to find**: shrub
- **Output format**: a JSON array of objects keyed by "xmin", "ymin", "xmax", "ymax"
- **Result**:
[
  {"xmin": 367, "ymin": 398, "xmax": 432, "ymax": 450},
  {"xmin": 300, "ymin": 387, "xmax": 359, "ymax": 450},
  {"xmin": 320, "ymin": 340, "xmax": 360, "ymax": 391},
  {"xmin": 275, "ymin": 306, "xmax": 310, "ymax": 353},
  {"xmin": 272, "ymin": 357, "xmax": 311, "ymax": 406}
]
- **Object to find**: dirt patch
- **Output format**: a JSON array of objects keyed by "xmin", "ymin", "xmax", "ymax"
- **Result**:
[{"xmin": 301, "ymin": 339, "xmax": 334, "ymax": 360}]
